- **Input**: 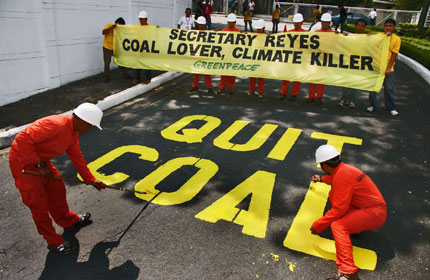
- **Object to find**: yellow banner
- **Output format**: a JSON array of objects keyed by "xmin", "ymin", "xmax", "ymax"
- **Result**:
[{"xmin": 114, "ymin": 25, "xmax": 390, "ymax": 92}]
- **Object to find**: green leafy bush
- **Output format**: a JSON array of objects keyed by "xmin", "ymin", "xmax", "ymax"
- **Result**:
[{"xmin": 343, "ymin": 24, "xmax": 430, "ymax": 70}]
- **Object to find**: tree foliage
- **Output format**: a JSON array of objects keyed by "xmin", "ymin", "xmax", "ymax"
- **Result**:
[{"xmin": 395, "ymin": 0, "xmax": 423, "ymax": 10}]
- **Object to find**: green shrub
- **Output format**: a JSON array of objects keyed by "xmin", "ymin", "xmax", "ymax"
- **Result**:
[{"xmin": 400, "ymin": 39, "xmax": 430, "ymax": 69}]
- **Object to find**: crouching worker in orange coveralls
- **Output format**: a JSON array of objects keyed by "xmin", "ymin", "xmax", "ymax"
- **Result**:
[
  {"xmin": 310, "ymin": 145, "xmax": 387, "ymax": 280},
  {"xmin": 9, "ymin": 103, "xmax": 107, "ymax": 255}
]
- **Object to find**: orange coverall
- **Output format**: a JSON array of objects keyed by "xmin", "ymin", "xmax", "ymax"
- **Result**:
[
  {"xmin": 249, "ymin": 77, "xmax": 264, "ymax": 94},
  {"xmin": 219, "ymin": 26, "xmax": 240, "ymax": 91},
  {"xmin": 308, "ymin": 28, "xmax": 334, "ymax": 100},
  {"xmin": 313, "ymin": 162, "xmax": 387, "ymax": 275},
  {"xmin": 280, "ymin": 28, "xmax": 307, "ymax": 97},
  {"xmin": 9, "ymin": 115, "xmax": 96, "ymax": 247},
  {"xmin": 192, "ymin": 74, "xmax": 213, "ymax": 89}
]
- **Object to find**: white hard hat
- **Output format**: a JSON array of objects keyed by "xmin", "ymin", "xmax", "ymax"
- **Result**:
[
  {"xmin": 315, "ymin": 145, "xmax": 340, "ymax": 164},
  {"xmin": 293, "ymin": 13, "xmax": 304, "ymax": 23},
  {"xmin": 73, "ymin": 103, "xmax": 103, "ymax": 130},
  {"xmin": 138, "ymin": 10, "xmax": 148, "ymax": 19},
  {"xmin": 227, "ymin": 13, "xmax": 237, "ymax": 22},
  {"xmin": 197, "ymin": 16, "xmax": 207, "ymax": 25},
  {"xmin": 255, "ymin": 19, "xmax": 265, "ymax": 30},
  {"xmin": 321, "ymin": 13, "xmax": 332, "ymax": 22}
]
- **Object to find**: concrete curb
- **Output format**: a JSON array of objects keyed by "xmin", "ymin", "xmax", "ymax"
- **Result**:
[
  {"xmin": 397, "ymin": 53, "xmax": 430, "ymax": 86},
  {"xmin": 0, "ymin": 71, "xmax": 183, "ymax": 149}
]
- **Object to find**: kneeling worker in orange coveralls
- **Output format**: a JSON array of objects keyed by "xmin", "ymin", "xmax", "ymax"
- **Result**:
[
  {"xmin": 310, "ymin": 145, "xmax": 387, "ymax": 280},
  {"xmin": 9, "ymin": 103, "xmax": 107, "ymax": 254}
]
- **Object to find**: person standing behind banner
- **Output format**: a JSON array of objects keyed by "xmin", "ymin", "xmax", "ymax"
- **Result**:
[
  {"xmin": 191, "ymin": 17, "xmax": 214, "ymax": 94},
  {"xmin": 203, "ymin": 1, "xmax": 213, "ymax": 30},
  {"xmin": 309, "ymin": 14, "xmax": 322, "ymax": 32},
  {"xmin": 307, "ymin": 13, "xmax": 333, "ymax": 105},
  {"xmin": 244, "ymin": 9, "xmax": 253, "ymax": 32},
  {"xmin": 102, "ymin": 17, "xmax": 131, "ymax": 83},
  {"xmin": 313, "ymin": 5, "xmax": 322, "ymax": 24},
  {"xmin": 279, "ymin": 13, "xmax": 306, "ymax": 102},
  {"xmin": 133, "ymin": 11, "xmax": 153, "ymax": 84},
  {"xmin": 249, "ymin": 0, "xmax": 255, "ymax": 12},
  {"xmin": 335, "ymin": 5, "xmax": 348, "ymax": 33},
  {"xmin": 217, "ymin": 13, "xmax": 240, "ymax": 95},
  {"xmin": 369, "ymin": 9, "xmax": 377, "ymax": 26},
  {"xmin": 178, "ymin": 8, "xmax": 195, "ymax": 30},
  {"xmin": 195, "ymin": 0, "xmax": 204, "ymax": 28},
  {"xmin": 367, "ymin": 19, "xmax": 401, "ymax": 116},
  {"xmin": 338, "ymin": 19, "xmax": 367, "ymax": 109},
  {"xmin": 248, "ymin": 19, "xmax": 266, "ymax": 98},
  {"xmin": 272, "ymin": 5, "xmax": 281, "ymax": 33}
]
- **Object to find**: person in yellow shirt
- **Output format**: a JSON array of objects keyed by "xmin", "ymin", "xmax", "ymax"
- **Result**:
[
  {"xmin": 244, "ymin": 10, "xmax": 253, "ymax": 32},
  {"xmin": 102, "ymin": 17, "xmax": 130, "ymax": 83},
  {"xmin": 367, "ymin": 19, "xmax": 401, "ymax": 116},
  {"xmin": 272, "ymin": 5, "xmax": 281, "ymax": 33},
  {"xmin": 313, "ymin": 5, "xmax": 322, "ymax": 23}
]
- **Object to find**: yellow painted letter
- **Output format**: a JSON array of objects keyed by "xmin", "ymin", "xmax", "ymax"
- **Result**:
[
  {"xmin": 79, "ymin": 145, "xmax": 159, "ymax": 185},
  {"xmin": 267, "ymin": 128, "xmax": 302, "ymax": 161},
  {"xmin": 283, "ymin": 182, "xmax": 378, "ymax": 271},
  {"xmin": 195, "ymin": 171, "xmax": 276, "ymax": 238},
  {"xmin": 311, "ymin": 132, "xmax": 362, "ymax": 152},
  {"xmin": 213, "ymin": 120, "xmax": 278, "ymax": 151},
  {"xmin": 161, "ymin": 115, "xmax": 221, "ymax": 143},
  {"xmin": 134, "ymin": 157, "xmax": 218, "ymax": 205}
]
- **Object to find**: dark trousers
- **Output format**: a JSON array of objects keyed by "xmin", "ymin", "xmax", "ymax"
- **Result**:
[
  {"xmin": 335, "ymin": 18, "xmax": 347, "ymax": 33},
  {"xmin": 135, "ymin": 69, "xmax": 152, "ymax": 83},
  {"xmin": 245, "ymin": 20, "xmax": 253, "ymax": 32},
  {"xmin": 103, "ymin": 47, "xmax": 129, "ymax": 79},
  {"xmin": 272, "ymin": 19, "xmax": 279, "ymax": 33}
]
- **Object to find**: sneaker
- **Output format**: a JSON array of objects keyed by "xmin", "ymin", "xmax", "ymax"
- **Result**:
[
  {"xmin": 48, "ymin": 241, "xmax": 75, "ymax": 255},
  {"xmin": 315, "ymin": 98, "xmax": 323, "ymax": 105},
  {"xmin": 143, "ymin": 79, "xmax": 151, "ymax": 84},
  {"xmin": 338, "ymin": 100, "xmax": 345, "ymax": 107},
  {"xmin": 75, "ymin": 212, "xmax": 91, "ymax": 227},
  {"xmin": 248, "ymin": 91, "xmax": 255, "ymax": 96},
  {"xmin": 288, "ymin": 95, "xmax": 297, "ymax": 102},
  {"xmin": 190, "ymin": 87, "xmax": 199, "ymax": 92},
  {"xmin": 278, "ymin": 95, "xmax": 286, "ymax": 100},
  {"xmin": 306, "ymin": 98, "xmax": 314, "ymax": 103},
  {"xmin": 132, "ymin": 78, "xmax": 140, "ymax": 84},
  {"xmin": 257, "ymin": 93, "xmax": 263, "ymax": 98},
  {"xmin": 216, "ymin": 89, "xmax": 224, "ymax": 95},
  {"xmin": 326, "ymin": 272, "xmax": 360, "ymax": 280},
  {"xmin": 207, "ymin": 88, "xmax": 214, "ymax": 94},
  {"xmin": 366, "ymin": 106, "xmax": 377, "ymax": 112},
  {"xmin": 349, "ymin": 102, "xmax": 355, "ymax": 108},
  {"xmin": 388, "ymin": 110, "xmax": 399, "ymax": 116}
]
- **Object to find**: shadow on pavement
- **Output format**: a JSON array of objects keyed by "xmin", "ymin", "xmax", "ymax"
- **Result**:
[{"xmin": 39, "ymin": 224, "xmax": 140, "ymax": 280}]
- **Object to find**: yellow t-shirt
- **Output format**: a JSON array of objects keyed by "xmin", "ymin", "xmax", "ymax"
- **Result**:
[
  {"xmin": 313, "ymin": 9, "xmax": 322, "ymax": 19},
  {"xmin": 380, "ymin": 33, "xmax": 401, "ymax": 71},
  {"xmin": 272, "ymin": 9, "xmax": 280, "ymax": 19},
  {"xmin": 103, "ymin": 23, "xmax": 115, "ymax": 50},
  {"xmin": 244, "ymin": 11, "xmax": 253, "ymax": 21}
]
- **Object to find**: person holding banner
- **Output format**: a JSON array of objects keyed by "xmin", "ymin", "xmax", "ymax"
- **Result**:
[
  {"xmin": 133, "ymin": 11, "xmax": 153, "ymax": 84},
  {"xmin": 279, "ymin": 13, "xmax": 306, "ymax": 102},
  {"xmin": 102, "ymin": 17, "xmax": 131, "ymax": 83},
  {"xmin": 217, "ymin": 13, "xmax": 240, "ymax": 95},
  {"xmin": 367, "ymin": 19, "xmax": 401, "ymax": 116},
  {"xmin": 191, "ymin": 16, "xmax": 214, "ymax": 94},
  {"xmin": 307, "ymin": 13, "xmax": 333, "ymax": 105},
  {"xmin": 248, "ymin": 19, "xmax": 266, "ymax": 98},
  {"xmin": 272, "ymin": 5, "xmax": 281, "ymax": 34},
  {"xmin": 338, "ymin": 19, "xmax": 367, "ymax": 109},
  {"xmin": 178, "ymin": 8, "xmax": 195, "ymax": 30}
]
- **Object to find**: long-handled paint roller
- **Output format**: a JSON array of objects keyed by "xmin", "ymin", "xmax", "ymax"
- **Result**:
[{"xmin": 22, "ymin": 169, "xmax": 154, "ymax": 195}]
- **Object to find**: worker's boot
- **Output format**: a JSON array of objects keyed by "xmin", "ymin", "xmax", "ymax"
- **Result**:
[
  {"xmin": 48, "ymin": 240, "xmax": 75, "ymax": 255},
  {"xmin": 75, "ymin": 212, "xmax": 91, "ymax": 227},
  {"xmin": 326, "ymin": 272, "xmax": 360, "ymax": 280}
]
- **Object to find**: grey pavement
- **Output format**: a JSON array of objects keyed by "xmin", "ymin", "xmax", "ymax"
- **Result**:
[{"xmin": 0, "ymin": 59, "xmax": 429, "ymax": 280}]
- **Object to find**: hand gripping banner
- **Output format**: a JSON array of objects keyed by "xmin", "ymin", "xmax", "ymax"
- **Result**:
[{"xmin": 114, "ymin": 25, "xmax": 390, "ymax": 92}]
